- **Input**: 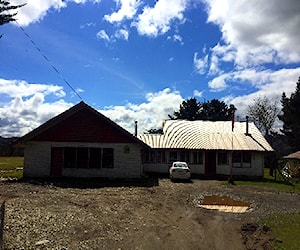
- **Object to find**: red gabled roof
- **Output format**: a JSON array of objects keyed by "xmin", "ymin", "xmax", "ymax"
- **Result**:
[{"xmin": 15, "ymin": 101, "xmax": 148, "ymax": 147}]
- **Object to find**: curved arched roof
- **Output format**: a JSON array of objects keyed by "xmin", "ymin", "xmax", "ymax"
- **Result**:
[{"xmin": 138, "ymin": 120, "xmax": 273, "ymax": 151}]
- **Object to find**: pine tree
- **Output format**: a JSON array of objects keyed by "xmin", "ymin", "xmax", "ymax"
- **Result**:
[
  {"xmin": 0, "ymin": 1, "xmax": 25, "ymax": 26},
  {"xmin": 278, "ymin": 77, "xmax": 300, "ymax": 152}
]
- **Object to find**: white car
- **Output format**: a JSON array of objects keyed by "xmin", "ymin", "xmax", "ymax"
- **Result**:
[{"xmin": 169, "ymin": 161, "xmax": 191, "ymax": 181}]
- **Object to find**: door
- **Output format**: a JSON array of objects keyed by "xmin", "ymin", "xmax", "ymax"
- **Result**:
[
  {"xmin": 51, "ymin": 147, "xmax": 63, "ymax": 177},
  {"xmin": 205, "ymin": 151, "xmax": 216, "ymax": 176}
]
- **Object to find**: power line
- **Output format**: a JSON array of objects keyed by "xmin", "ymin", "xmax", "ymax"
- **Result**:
[{"xmin": 15, "ymin": 21, "xmax": 83, "ymax": 101}]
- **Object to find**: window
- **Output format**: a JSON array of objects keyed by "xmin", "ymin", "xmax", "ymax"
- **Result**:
[
  {"xmin": 156, "ymin": 151, "xmax": 166, "ymax": 163},
  {"xmin": 232, "ymin": 151, "xmax": 252, "ymax": 168},
  {"xmin": 192, "ymin": 151, "xmax": 203, "ymax": 164},
  {"xmin": 64, "ymin": 148, "xmax": 76, "ymax": 168},
  {"xmin": 77, "ymin": 148, "xmax": 88, "ymax": 168},
  {"xmin": 218, "ymin": 151, "xmax": 228, "ymax": 165},
  {"xmin": 89, "ymin": 148, "xmax": 102, "ymax": 168},
  {"xmin": 102, "ymin": 148, "xmax": 114, "ymax": 168},
  {"xmin": 233, "ymin": 151, "xmax": 242, "ymax": 163},
  {"xmin": 169, "ymin": 151, "xmax": 177, "ymax": 163},
  {"xmin": 243, "ymin": 151, "xmax": 251, "ymax": 164},
  {"xmin": 180, "ymin": 151, "xmax": 190, "ymax": 162},
  {"xmin": 63, "ymin": 147, "xmax": 113, "ymax": 169}
]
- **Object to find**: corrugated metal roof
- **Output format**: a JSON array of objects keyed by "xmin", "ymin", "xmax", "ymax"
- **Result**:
[
  {"xmin": 284, "ymin": 151, "xmax": 300, "ymax": 159},
  {"xmin": 138, "ymin": 120, "xmax": 273, "ymax": 151}
]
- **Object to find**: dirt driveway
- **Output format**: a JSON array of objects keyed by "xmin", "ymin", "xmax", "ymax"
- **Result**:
[{"xmin": 1, "ymin": 178, "xmax": 299, "ymax": 249}]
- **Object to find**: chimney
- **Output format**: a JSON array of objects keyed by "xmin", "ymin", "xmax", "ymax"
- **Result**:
[
  {"xmin": 134, "ymin": 121, "xmax": 138, "ymax": 136},
  {"xmin": 245, "ymin": 116, "xmax": 249, "ymax": 136}
]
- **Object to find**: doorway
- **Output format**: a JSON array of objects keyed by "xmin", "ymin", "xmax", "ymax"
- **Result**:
[{"xmin": 205, "ymin": 151, "xmax": 216, "ymax": 176}]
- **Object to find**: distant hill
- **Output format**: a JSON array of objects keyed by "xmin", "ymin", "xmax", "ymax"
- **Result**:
[{"xmin": 0, "ymin": 137, "xmax": 23, "ymax": 156}]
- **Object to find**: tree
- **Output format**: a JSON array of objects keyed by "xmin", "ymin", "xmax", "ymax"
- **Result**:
[
  {"xmin": 0, "ymin": 1, "xmax": 25, "ymax": 27},
  {"xmin": 199, "ymin": 99, "xmax": 236, "ymax": 121},
  {"xmin": 169, "ymin": 98, "xmax": 236, "ymax": 121},
  {"xmin": 169, "ymin": 98, "xmax": 201, "ymax": 120},
  {"xmin": 246, "ymin": 96, "xmax": 279, "ymax": 136},
  {"xmin": 145, "ymin": 128, "xmax": 163, "ymax": 134},
  {"xmin": 278, "ymin": 76, "xmax": 300, "ymax": 152}
]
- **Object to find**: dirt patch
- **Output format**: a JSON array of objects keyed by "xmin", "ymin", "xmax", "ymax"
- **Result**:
[{"xmin": 0, "ymin": 178, "xmax": 299, "ymax": 249}]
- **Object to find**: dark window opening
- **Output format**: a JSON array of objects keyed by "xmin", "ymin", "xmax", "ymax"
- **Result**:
[
  {"xmin": 192, "ymin": 151, "xmax": 203, "ymax": 164},
  {"xmin": 233, "ymin": 151, "xmax": 242, "ymax": 164},
  {"xmin": 89, "ymin": 148, "xmax": 102, "ymax": 168},
  {"xmin": 169, "ymin": 151, "xmax": 177, "ymax": 163},
  {"xmin": 243, "ymin": 151, "xmax": 251, "ymax": 164},
  {"xmin": 64, "ymin": 148, "xmax": 76, "ymax": 168},
  {"xmin": 77, "ymin": 148, "xmax": 88, "ymax": 168},
  {"xmin": 218, "ymin": 151, "xmax": 228, "ymax": 165},
  {"xmin": 63, "ymin": 147, "xmax": 113, "ymax": 169},
  {"xmin": 102, "ymin": 148, "xmax": 114, "ymax": 168}
]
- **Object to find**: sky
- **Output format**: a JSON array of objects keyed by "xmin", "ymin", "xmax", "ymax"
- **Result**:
[{"xmin": 1, "ymin": 0, "xmax": 300, "ymax": 137}]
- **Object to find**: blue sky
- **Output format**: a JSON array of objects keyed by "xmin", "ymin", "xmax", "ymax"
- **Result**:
[{"xmin": 1, "ymin": 0, "xmax": 300, "ymax": 137}]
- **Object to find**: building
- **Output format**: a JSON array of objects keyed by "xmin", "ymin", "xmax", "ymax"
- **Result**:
[
  {"xmin": 138, "ymin": 119, "xmax": 273, "ymax": 178},
  {"xmin": 15, "ymin": 101, "xmax": 148, "ymax": 179}
]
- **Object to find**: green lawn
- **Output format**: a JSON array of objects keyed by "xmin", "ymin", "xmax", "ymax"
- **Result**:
[
  {"xmin": 233, "ymin": 168, "xmax": 300, "ymax": 249},
  {"xmin": 0, "ymin": 157, "xmax": 23, "ymax": 179},
  {"xmin": 261, "ymin": 213, "xmax": 300, "ymax": 250},
  {"xmin": 233, "ymin": 168, "xmax": 300, "ymax": 193}
]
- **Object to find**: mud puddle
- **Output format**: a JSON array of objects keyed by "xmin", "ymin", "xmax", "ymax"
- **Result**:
[{"xmin": 198, "ymin": 195, "xmax": 251, "ymax": 213}]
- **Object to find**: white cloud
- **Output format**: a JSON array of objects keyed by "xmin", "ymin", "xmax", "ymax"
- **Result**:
[
  {"xmin": 80, "ymin": 22, "xmax": 96, "ymax": 29},
  {"xmin": 104, "ymin": 0, "xmax": 140, "ymax": 23},
  {"xmin": 203, "ymin": 0, "xmax": 300, "ymax": 66},
  {"xmin": 96, "ymin": 30, "xmax": 110, "ymax": 41},
  {"xmin": 115, "ymin": 29, "xmax": 129, "ymax": 40},
  {"xmin": 193, "ymin": 52, "xmax": 209, "ymax": 75},
  {"xmin": 193, "ymin": 90, "xmax": 203, "ymax": 98},
  {"xmin": 101, "ymin": 88, "xmax": 183, "ymax": 134},
  {"xmin": 9, "ymin": 0, "xmax": 103, "ymax": 26},
  {"xmin": 133, "ymin": 0, "xmax": 188, "ymax": 37},
  {"xmin": 9, "ymin": 0, "xmax": 67, "ymax": 26},
  {"xmin": 220, "ymin": 67, "xmax": 300, "ymax": 114},
  {"xmin": 208, "ymin": 74, "xmax": 228, "ymax": 92},
  {"xmin": 168, "ymin": 34, "xmax": 184, "ymax": 45},
  {"xmin": 0, "ymin": 79, "xmax": 66, "ymax": 98},
  {"xmin": 0, "ymin": 78, "xmax": 72, "ymax": 137},
  {"xmin": 0, "ymin": 82, "xmax": 184, "ymax": 137}
]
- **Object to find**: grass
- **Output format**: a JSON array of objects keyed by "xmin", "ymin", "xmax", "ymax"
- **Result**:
[
  {"xmin": 232, "ymin": 168, "xmax": 300, "ymax": 249},
  {"xmin": 233, "ymin": 168, "xmax": 300, "ymax": 193},
  {"xmin": 0, "ymin": 157, "xmax": 23, "ymax": 179},
  {"xmin": 260, "ymin": 213, "xmax": 300, "ymax": 250}
]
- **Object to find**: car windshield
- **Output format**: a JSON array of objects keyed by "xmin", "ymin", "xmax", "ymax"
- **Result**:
[{"xmin": 174, "ymin": 162, "xmax": 188, "ymax": 168}]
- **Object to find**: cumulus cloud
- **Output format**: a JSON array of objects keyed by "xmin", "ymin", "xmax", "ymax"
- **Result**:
[
  {"xmin": 221, "ymin": 68, "xmax": 300, "ymax": 115},
  {"xmin": 0, "ymin": 79, "xmax": 72, "ymax": 137},
  {"xmin": 202, "ymin": 0, "xmax": 300, "ymax": 66},
  {"xmin": 9, "ymin": 0, "xmax": 67, "ymax": 26},
  {"xmin": 208, "ymin": 74, "xmax": 228, "ymax": 92},
  {"xmin": 9, "ymin": 0, "xmax": 103, "ymax": 26},
  {"xmin": 104, "ymin": 0, "xmax": 140, "ymax": 23},
  {"xmin": 0, "ymin": 79, "xmax": 66, "ymax": 98},
  {"xmin": 0, "ymin": 80, "xmax": 183, "ymax": 137},
  {"xmin": 133, "ymin": 0, "xmax": 188, "ymax": 37},
  {"xmin": 101, "ymin": 88, "xmax": 183, "ymax": 134}
]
